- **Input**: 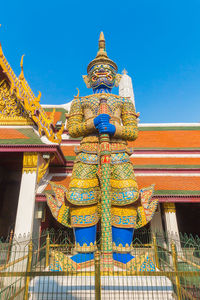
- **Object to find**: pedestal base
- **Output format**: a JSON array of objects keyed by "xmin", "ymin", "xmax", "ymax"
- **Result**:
[{"xmin": 29, "ymin": 275, "xmax": 175, "ymax": 300}]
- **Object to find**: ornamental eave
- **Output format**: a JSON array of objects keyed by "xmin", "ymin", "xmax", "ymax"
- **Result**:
[
  {"xmin": 156, "ymin": 195, "xmax": 200, "ymax": 203},
  {"xmin": 0, "ymin": 144, "xmax": 66, "ymax": 165}
]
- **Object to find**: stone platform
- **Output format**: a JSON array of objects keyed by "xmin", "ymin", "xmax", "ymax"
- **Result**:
[{"xmin": 29, "ymin": 275, "xmax": 175, "ymax": 299}]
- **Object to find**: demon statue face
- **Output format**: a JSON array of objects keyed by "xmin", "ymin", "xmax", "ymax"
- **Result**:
[
  {"xmin": 83, "ymin": 64, "xmax": 121, "ymax": 93},
  {"xmin": 88, "ymin": 64, "xmax": 116, "ymax": 92}
]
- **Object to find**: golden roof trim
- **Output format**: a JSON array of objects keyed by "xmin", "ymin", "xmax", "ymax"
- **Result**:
[{"xmin": 0, "ymin": 116, "xmax": 33, "ymax": 125}]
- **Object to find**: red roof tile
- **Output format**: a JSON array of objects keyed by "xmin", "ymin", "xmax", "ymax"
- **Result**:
[
  {"xmin": 136, "ymin": 176, "xmax": 200, "ymax": 192},
  {"xmin": 46, "ymin": 112, "xmax": 62, "ymax": 125},
  {"xmin": 61, "ymin": 146, "xmax": 76, "ymax": 157},
  {"xmin": 129, "ymin": 130, "xmax": 200, "ymax": 149},
  {"xmin": 0, "ymin": 129, "xmax": 29, "ymax": 139},
  {"xmin": 131, "ymin": 157, "xmax": 200, "ymax": 166},
  {"xmin": 44, "ymin": 175, "xmax": 200, "ymax": 195}
]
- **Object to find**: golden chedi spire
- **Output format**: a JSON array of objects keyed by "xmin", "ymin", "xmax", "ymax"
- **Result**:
[{"xmin": 87, "ymin": 31, "xmax": 118, "ymax": 73}]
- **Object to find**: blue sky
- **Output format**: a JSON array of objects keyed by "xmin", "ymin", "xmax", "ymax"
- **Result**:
[{"xmin": 1, "ymin": 0, "xmax": 200, "ymax": 123}]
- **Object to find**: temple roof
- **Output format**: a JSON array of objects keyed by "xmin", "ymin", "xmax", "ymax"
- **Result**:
[
  {"xmin": 0, "ymin": 127, "xmax": 45, "ymax": 145},
  {"xmin": 62, "ymin": 124, "xmax": 200, "ymax": 163},
  {"xmin": 130, "ymin": 125, "xmax": 200, "ymax": 150},
  {"xmin": 0, "ymin": 44, "xmax": 64, "ymax": 144}
]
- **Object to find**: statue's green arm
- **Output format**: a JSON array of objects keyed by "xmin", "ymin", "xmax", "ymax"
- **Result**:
[
  {"xmin": 114, "ymin": 98, "xmax": 139, "ymax": 141},
  {"xmin": 67, "ymin": 98, "xmax": 96, "ymax": 138}
]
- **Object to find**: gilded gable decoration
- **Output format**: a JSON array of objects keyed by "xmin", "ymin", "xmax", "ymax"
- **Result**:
[
  {"xmin": 0, "ymin": 44, "xmax": 64, "ymax": 143},
  {"xmin": 0, "ymin": 79, "xmax": 32, "ymax": 124}
]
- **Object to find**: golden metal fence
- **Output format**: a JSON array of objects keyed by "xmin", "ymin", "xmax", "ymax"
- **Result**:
[{"xmin": 0, "ymin": 230, "xmax": 199, "ymax": 299}]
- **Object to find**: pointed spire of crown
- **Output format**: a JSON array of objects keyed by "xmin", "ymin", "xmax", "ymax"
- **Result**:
[
  {"xmin": 99, "ymin": 31, "xmax": 105, "ymax": 47},
  {"xmin": 97, "ymin": 31, "xmax": 106, "ymax": 56},
  {"xmin": 87, "ymin": 31, "xmax": 117, "ymax": 73}
]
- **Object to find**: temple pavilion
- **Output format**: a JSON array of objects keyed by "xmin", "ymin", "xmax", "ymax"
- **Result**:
[{"xmin": 0, "ymin": 41, "xmax": 200, "ymax": 247}]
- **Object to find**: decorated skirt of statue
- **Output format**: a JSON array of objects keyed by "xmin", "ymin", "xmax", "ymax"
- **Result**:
[{"xmin": 47, "ymin": 93, "xmax": 158, "ymax": 229}]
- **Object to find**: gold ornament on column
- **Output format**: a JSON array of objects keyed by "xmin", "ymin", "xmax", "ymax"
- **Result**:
[
  {"xmin": 22, "ymin": 152, "xmax": 38, "ymax": 173},
  {"xmin": 163, "ymin": 202, "xmax": 176, "ymax": 213}
]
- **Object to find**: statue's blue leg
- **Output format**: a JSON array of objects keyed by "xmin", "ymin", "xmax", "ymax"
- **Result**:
[
  {"xmin": 71, "ymin": 225, "xmax": 97, "ymax": 263},
  {"xmin": 112, "ymin": 226, "xmax": 135, "ymax": 264}
]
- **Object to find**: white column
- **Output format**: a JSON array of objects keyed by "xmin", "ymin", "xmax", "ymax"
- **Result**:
[
  {"xmin": 163, "ymin": 203, "xmax": 182, "ymax": 251},
  {"xmin": 151, "ymin": 204, "xmax": 167, "ymax": 250},
  {"xmin": 151, "ymin": 203, "xmax": 163, "ymax": 233},
  {"xmin": 14, "ymin": 152, "xmax": 38, "ymax": 237},
  {"xmin": 6, "ymin": 153, "xmax": 38, "ymax": 285}
]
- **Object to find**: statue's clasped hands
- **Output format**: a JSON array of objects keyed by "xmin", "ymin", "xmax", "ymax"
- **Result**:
[{"xmin": 94, "ymin": 114, "xmax": 116, "ymax": 135}]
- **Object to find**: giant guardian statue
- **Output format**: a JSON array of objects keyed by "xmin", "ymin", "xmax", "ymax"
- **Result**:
[{"xmin": 47, "ymin": 32, "xmax": 158, "ymax": 270}]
